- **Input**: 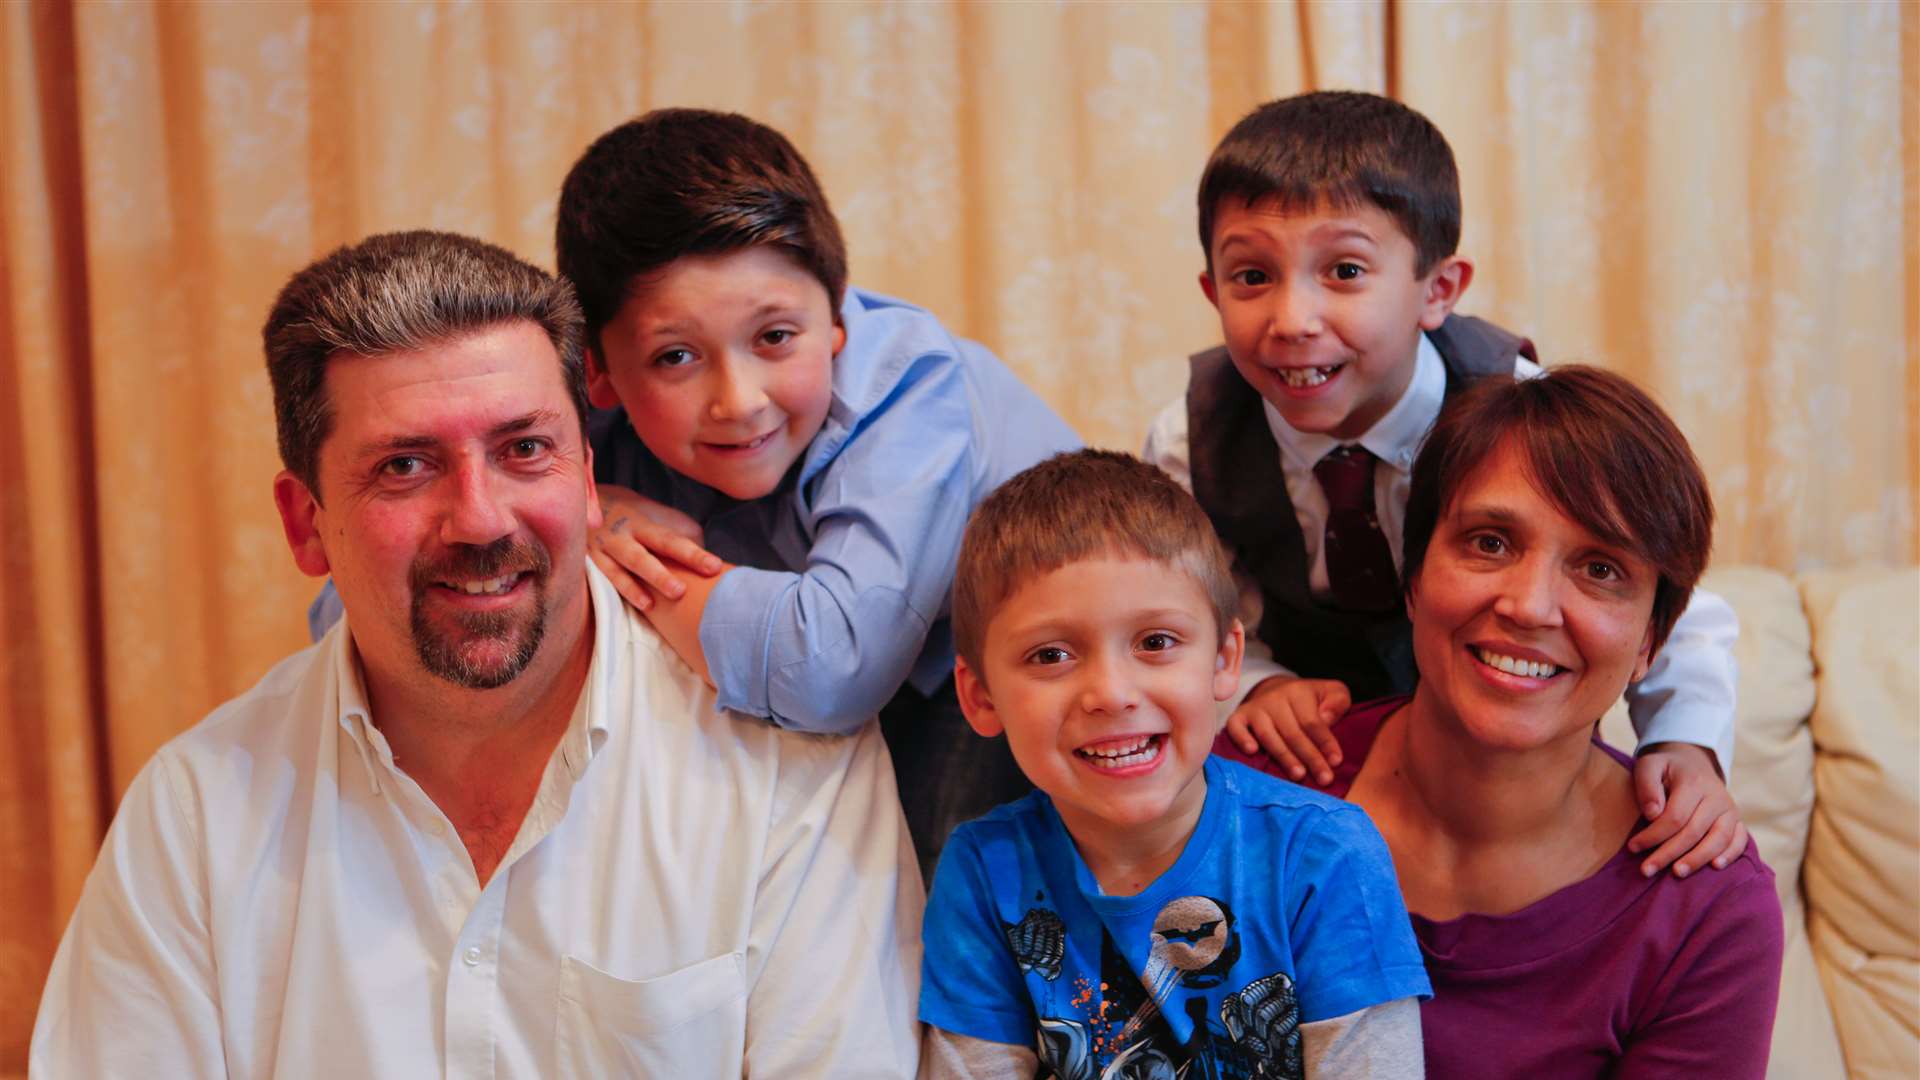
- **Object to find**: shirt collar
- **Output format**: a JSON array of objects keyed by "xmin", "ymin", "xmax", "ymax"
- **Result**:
[
  {"xmin": 1264, "ymin": 330, "xmax": 1446, "ymax": 474},
  {"xmin": 327, "ymin": 567, "xmax": 619, "ymax": 794}
]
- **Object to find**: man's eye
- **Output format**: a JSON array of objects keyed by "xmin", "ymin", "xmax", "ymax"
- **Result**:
[
  {"xmin": 381, "ymin": 456, "xmax": 424, "ymax": 478},
  {"xmin": 1230, "ymin": 269, "xmax": 1270, "ymax": 287},
  {"xmin": 1139, "ymin": 632, "xmax": 1177, "ymax": 652},
  {"xmin": 1028, "ymin": 647, "xmax": 1070, "ymax": 666},
  {"xmin": 1331, "ymin": 262, "xmax": 1364, "ymax": 282},
  {"xmin": 506, "ymin": 438, "xmax": 550, "ymax": 460}
]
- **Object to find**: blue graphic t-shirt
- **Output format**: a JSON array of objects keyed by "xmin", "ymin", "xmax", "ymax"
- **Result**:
[{"xmin": 919, "ymin": 757, "xmax": 1430, "ymax": 1077}]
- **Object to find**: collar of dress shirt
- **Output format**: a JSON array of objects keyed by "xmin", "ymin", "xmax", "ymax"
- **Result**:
[
  {"xmin": 1264, "ymin": 330, "xmax": 1447, "ymax": 474},
  {"xmin": 800, "ymin": 286, "xmax": 957, "ymax": 486},
  {"xmin": 326, "ymin": 565, "xmax": 619, "ymax": 795}
]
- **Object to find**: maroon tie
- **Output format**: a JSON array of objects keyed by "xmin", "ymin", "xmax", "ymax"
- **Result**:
[{"xmin": 1314, "ymin": 445, "xmax": 1399, "ymax": 612}]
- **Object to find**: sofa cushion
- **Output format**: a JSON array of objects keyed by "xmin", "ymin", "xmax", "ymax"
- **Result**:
[
  {"xmin": 1599, "ymin": 565, "xmax": 1840, "ymax": 1078},
  {"xmin": 1800, "ymin": 566, "xmax": 1919, "ymax": 1078}
]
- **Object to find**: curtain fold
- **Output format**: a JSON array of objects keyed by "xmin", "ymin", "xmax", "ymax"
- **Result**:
[{"xmin": 1, "ymin": 1, "xmax": 1911, "ymax": 1068}]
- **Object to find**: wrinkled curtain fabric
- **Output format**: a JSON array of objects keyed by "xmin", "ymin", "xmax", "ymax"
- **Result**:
[{"xmin": 0, "ymin": 1, "xmax": 1911, "ymax": 1070}]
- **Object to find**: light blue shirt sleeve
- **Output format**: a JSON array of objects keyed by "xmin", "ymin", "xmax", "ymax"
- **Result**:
[
  {"xmin": 1624, "ymin": 584, "xmax": 1741, "ymax": 774},
  {"xmin": 698, "ymin": 350, "xmax": 978, "ymax": 733},
  {"xmin": 309, "ymin": 580, "xmax": 343, "ymax": 641}
]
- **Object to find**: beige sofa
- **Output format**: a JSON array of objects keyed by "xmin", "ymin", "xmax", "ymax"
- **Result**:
[{"xmin": 1600, "ymin": 565, "xmax": 1919, "ymax": 1079}]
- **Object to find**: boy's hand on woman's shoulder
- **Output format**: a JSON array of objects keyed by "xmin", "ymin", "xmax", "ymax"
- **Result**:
[
  {"xmin": 1628, "ymin": 742, "xmax": 1749, "ymax": 879},
  {"xmin": 589, "ymin": 484, "xmax": 724, "ymax": 613},
  {"xmin": 1226, "ymin": 675, "xmax": 1351, "ymax": 787}
]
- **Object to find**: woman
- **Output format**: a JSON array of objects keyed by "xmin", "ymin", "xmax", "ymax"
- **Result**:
[{"xmin": 1221, "ymin": 365, "xmax": 1783, "ymax": 1076}]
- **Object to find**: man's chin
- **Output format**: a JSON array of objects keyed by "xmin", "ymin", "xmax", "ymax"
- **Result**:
[{"xmin": 411, "ymin": 605, "xmax": 546, "ymax": 691}]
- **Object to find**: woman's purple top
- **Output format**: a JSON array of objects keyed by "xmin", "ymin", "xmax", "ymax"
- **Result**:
[{"xmin": 1215, "ymin": 697, "xmax": 1784, "ymax": 1078}]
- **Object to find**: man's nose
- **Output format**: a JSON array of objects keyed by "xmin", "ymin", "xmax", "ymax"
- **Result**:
[{"xmin": 440, "ymin": 460, "xmax": 514, "ymax": 547}]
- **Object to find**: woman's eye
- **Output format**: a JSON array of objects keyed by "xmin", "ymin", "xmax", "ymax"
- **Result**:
[
  {"xmin": 1028, "ymin": 647, "xmax": 1070, "ymax": 666},
  {"xmin": 1139, "ymin": 632, "xmax": 1176, "ymax": 652},
  {"xmin": 1470, "ymin": 534, "xmax": 1506, "ymax": 556},
  {"xmin": 1331, "ymin": 262, "xmax": 1365, "ymax": 282},
  {"xmin": 1586, "ymin": 561, "xmax": 1620, "ymax": 582}
]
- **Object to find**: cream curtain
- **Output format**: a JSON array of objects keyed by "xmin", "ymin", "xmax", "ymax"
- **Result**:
[{"xmin": 1, "ymin": 0, "xmax": 1911, "ymax": 1066}]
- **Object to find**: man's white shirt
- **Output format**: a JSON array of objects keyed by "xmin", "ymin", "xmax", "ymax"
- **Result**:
[
  {"xmin": 1143, "ymin": 333, "xmax": 1739, "ymax": 771},
  {"xmin": 31, "ymin": 562, "xmax": 924, "ymax": 1078}
]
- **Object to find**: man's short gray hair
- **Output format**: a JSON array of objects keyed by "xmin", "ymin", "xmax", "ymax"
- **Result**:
[{"xmin": 263, "ymin": 230, "xmax": 588, "ymax": 500}]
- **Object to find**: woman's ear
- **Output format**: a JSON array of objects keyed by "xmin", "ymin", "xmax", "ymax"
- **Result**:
[
  {"xmin": 1630, "ymin": 624, "xmax": 1656, "ymax": 684},
  {"xmin": 954, "ymin": 656, "xmax": 1003, "ymax": 737}
]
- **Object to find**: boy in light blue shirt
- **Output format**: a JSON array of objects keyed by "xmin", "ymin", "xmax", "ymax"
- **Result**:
[
  {"xmin": 556, "ymin": 109, "xmax": 1080, "ymax": 880},
  {"xmin": 920, "ymin": 450, "xmax": 1427, "ymax": 1078}
]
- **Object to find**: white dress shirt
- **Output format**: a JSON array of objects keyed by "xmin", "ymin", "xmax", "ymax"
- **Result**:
[
  {"xmin": 1143, "ymin": 333, "xmax": 1740, "ymax": 771},
  {"xmin": 31, "ymin": 562, "xmax": 923, "ymax": 1079}
]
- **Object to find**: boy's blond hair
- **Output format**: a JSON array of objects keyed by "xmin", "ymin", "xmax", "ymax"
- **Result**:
[{"xmin": 952, "ymin": 450, "xmax": 1238, "ymax": 672}]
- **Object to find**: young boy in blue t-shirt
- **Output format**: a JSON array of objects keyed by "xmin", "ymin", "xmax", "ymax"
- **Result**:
[
  {"xmin": 920, "ymin": 449, "xmax": 1428, "ymax": 1078},
  {"xmin": 1143, "ymin": 91, "xmax": 1749, "ymax": 879}
]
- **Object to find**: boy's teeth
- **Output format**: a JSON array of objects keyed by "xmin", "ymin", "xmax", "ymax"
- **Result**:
[
  {"xmin": 1279, "ymin": 365, "xmax": 1340, "ymax": 388},
  {"xmin": 1078, "ymin": 735, "xmax": 1162, "ymax": 769},
  {"xmin": 456, "ymin": 574, "xmax": 518, "ymax": 596},
  {"xmin": 1473, "ymin": 647, "xmax": 1560, "ymax": 679}
]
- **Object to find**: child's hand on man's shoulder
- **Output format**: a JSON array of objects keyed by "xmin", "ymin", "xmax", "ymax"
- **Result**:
[
  {"xmin": 589, "ymin": 484, "xmax": 724, "ymax": 613},
  {"xmin": 1226, "ymin": 674, "xmax": 1351, "ymax": 787}
]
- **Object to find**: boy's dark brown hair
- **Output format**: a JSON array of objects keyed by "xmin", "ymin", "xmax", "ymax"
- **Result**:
[
  {"xmin": 555, "ymin": 108, "xmax": 848, "ymax": 345},
  {"xmin": 1197, "ymin": 91, "xmax": 1460, "ymax": 276},
  {"xmin": 1402, "ymin": 365, "xmax": 1714, "ymax": 657},
  {"xmin": 952, "ymin": 450, "xmax": 1238, "ymax": 673}
]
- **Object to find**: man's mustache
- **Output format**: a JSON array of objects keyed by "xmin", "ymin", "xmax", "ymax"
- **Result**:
[{"xmin": 409, "ymin": 537, "xmax": 551, "ymax": 590}]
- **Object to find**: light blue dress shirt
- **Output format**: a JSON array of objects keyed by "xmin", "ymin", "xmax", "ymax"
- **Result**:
[{"xmin": 587, "ymin": 287, "xmax": 1080, "ymax": 732}]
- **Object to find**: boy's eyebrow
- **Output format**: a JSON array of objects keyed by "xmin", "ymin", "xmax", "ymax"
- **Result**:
[
  {"xmin": 640, "ymin": 302, "xmax": 807, "ymax": 339},
  {"xmin": 1311, "ymin": 224, "xmax": 1381, "ymax": 246}
]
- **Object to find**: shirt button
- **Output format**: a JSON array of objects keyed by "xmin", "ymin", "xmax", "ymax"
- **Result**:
[{"xmin": 463, "ymin": 947, "xmax": 482, "ymax": 967}]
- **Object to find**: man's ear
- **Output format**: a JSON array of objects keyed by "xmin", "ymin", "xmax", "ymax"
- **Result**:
[
  {"xmin": 585, "ymin": 345, "xmax": 623, "ymax": 410},
  {"xmin": 954, "ymin": 656, "xmax": 1004, "ymax": 738},
  {"xmin": 1211, "ymin": 618, "xmax": 1247, "ymax": 702},
  {"xmin": 274, "ymin": 470, "xmax": 332, "ymax": 578},
  {"xmin": 1197, "ymin": 270, "xmax": 1220, "ymax": 311},
  {"xmin": 1416, "ymin": 255, "xmax": 1474, "ymax": 331},
  {"xmin": 582, "ymin": 445, "xmax": 603, "ymax": 531}
]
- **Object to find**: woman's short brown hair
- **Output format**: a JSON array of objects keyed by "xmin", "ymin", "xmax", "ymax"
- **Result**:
[
  {"xmin": 1402, "ymin": 365, "xmax": 1714, "ymax": 658},
  {"xmin": 952, "ymin": 450, "xmax": 1238, "ymax": 674}
]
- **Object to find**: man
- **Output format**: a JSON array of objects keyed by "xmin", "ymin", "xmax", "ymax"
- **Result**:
[{"xmin": 30, "ymin": 231, "xmax": 923, "ymax": 1077}]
